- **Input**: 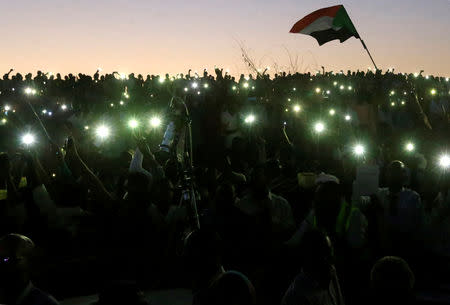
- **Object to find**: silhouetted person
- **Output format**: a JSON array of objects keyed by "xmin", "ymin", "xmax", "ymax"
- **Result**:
[
  {"xmin": 0, "ymin": 234, "xmax": 59, "ymax": 305},
  {"xmin": 370, "ymin": 256, "xmax": 415, "ymax": 305},
  {"xmin": 282, "ymin": 229, "xmax": 345, "ymax": 305},
  {"xmin": 184, "ymin": 229, "xmax": 256, "ymax": 305}
]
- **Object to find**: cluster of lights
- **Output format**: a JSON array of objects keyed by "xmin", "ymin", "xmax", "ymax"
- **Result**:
[
  {"xmin": 24, "ymin": 87, "xmax": 37, "ymax": 95},
  {"xmin": 405, "ymin": 142, "xmax": 415, "ymax": 152},
  {"xmin": 439, "ymin": 155, "xmax": 450, "ymax": 169},
  {"xmin": 244, "ymin": 114, "xmax": 255, "ymax": 124},
  {"xmin": 95, "ymin": 125, "xmax": 110, "ymax": 140},
  {"xmin": 353, "ymin": 144, "xmax": 365, "ymax": 157},
  {"xmin": 149, "ymin": 116, "xmax": 162, "ymax": 128},
  {"xmin": 21, "ymin": 133, "xmax": 35, "ymax": 146},
  {"xmin": 314, "ymin": 122, "xmax": 325, "ymax": 133},
  {"xmin": 128, "ymin": 119, "xmax": 139, "ymax": 129}
]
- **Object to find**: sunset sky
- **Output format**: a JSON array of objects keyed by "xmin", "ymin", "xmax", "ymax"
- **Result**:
[{"xmin": 1, "ymin": 0, "xmax": 449, "ymax": 77}]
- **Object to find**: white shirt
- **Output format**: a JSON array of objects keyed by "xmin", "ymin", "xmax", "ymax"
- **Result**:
[{"xmin": 236, "ymin": 192, "xmax": 295, "ymax": 233}]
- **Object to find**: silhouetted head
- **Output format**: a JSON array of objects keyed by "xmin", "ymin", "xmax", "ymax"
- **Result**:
[
  {"xmin": 386, "ymin": 161, "xmax": 407, "ymax": 191},
  {"xmin": 371, "ymin": 256, "xmax": 415, "ymax": 305},
  {"xmin": 183, "ymin": 230, "xmax": 222, "ymax": 289},
  {"xmin": 314, "ymin": 182, "xmax": 342, "ymax": 231},
  {"xmin": 0, "ymin": 234, "xmax": 35, "ymax": 289},
  {"xmin": 126, "ymin": 172, "xmax": 151, "ymax": 204}
]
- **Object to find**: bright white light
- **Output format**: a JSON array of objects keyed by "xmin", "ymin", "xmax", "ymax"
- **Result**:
[
  {"xmin": 293, "ymin": 87, "xmax": 296, "ymax": 91},
  {"xmin": 42, "ymin": 109, "xmax": 47, "ymax": 114},
  {"xmin": 119, "ymin": 73, "xmax": 127, "ymax": 80},
  {"xmin": 150, "ymin": 116, "xmax": 161, "ymax": 128},
  {"xmin": 315, "ymin": 87, "xmax": 321, "ymax": 94},
  {"xmin": 24, "ymin": 87, "xmax": 33, "ymax": 95},
  {"xmin": 232, "ymin": 86, "xmax": 237, "ymax": 91},
  {"xmin": 243, "ymin": 82, "xmax": 249, "ymax": 88},
  {"xmin": 120, "ymin": 101, "xmax": 124, "ymax": 105},
  {"xmin": 333, "ymin": 82, "xmax": 338, "ymax": 86},
  {"xmin": 244, "ymin": 114, "xmax": 256, "ymax": 124},
  {"xmin": 84, "ymin": 126, "xmax": 89, "ymax": 130},
  {"xmin": 293, "ymin": 105, "xmax": 301, "ymax": 113},
  {"xmin": 390, "ymin": 90, "xmax": 395, "ymax": 96},
  {"xmin": 414, "ymin": 73, "xmax": 419, "ymax": 78},
  {"xmin": 425, "ymin": 75, "xmax": 429, "ymax": 80},
  {"xmin": 401, "ymin": 101, "xmax": 405, "ymax": 105},
  {"xmin": 158, "ymin": 77, "xmax": 165, "ymax": 83},
  {"xmin": 353, "ymin": 144, "xmax": 365, "ymax": 156},
  {"xmin": 95, "ymin": 125, "xmax": 110, "ymax": 139},
  {"xmin": 391, "ymin": 102, "xmax": 396, "ymax": 107},
  {"xmin": 348, "ymin": 86, "xmax": 352, "ymax": 90},
  {"xmin": 326, "ymin": 90, "xmax": 331, "ymax": 94},
  {"xmin": 439, "ymin": 154, "xmax": 450, "ymax": 169},
  {"xmin": 21, "ymin": 133, "xmax": 35, "ymax": 146},
  {"xmin": 192, "ymin": 82, "xmax": 198, "ymax": 89},
  {"xmin": 405, "ymin": 142, "xmax": 415, "ymax": 152},
  {"xmin": 329, "ymin": 109, "xmax": 335, "ymax": 116},
  {"xmin": 314, "ymin": 122, "xmax": 325, "ymax": 133},
  {"xmin": 204, "ymin": 83, "xmax": 209, "ymax": 88},
  {"xmin": 128, "ymin": 119, "xmax": 139, "ymax": 129},
  {"xmin": 61, "ymin": 104, "xmax": 67, "ymax": 110},
  {"xmin": 110, "ymin": 103, "xmax": 114, "ymax": 107},
  {"xmin": 340, "ymin": 85, "xmax": 345, "ymax": 90},
  {"xmin": 184, "ymin": 87, "xmax": 188, "ymax": 92},
  {"xmin": 1, "ymin": 118, "xmax": 6, "ymax": 124},
  {"xmin": 4, "ymin": 105, "xmax": 10, "ymax": 111},
  {"xmin": 431, "ymin": 89, "xmax": 437, "ymax": 95},
  {"xmin": 48, "ymin": 111, "xmax": 52, "ymax": 116},
  {"xmin": 345, "ymin": 115, "xmax": 351, "ymax": 121}
]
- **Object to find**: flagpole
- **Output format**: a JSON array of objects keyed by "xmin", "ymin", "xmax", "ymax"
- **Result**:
[{"xmin": 359, "ymin": 39, "xmax": 378, "ymax": 71}]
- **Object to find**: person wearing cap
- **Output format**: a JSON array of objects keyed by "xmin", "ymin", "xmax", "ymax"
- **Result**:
[{"xmin": 0, "ymin": 233, "xmax": 59, "ymax": 305}]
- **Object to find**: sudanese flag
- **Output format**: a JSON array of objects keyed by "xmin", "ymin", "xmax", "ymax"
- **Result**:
[{"xmin": 290, "ymin": 5, "xmax": 360, "ymax": 46}]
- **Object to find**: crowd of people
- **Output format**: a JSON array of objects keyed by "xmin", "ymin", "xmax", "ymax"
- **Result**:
[{"xmin": 1, "ymin": 67, "xmax": 450, "ymax": 305}]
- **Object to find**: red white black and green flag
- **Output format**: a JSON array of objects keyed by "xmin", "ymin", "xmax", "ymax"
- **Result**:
[{"xmin": 289, "ymin": 5, "xmax": 360, "ymax": 46}]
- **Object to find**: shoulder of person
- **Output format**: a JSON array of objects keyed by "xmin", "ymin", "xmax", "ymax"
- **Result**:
[
  {"xmin": 402, "ymin": 188, "xmax": 422, "ymax": 203},
  {"xmin": 270, "ymin": 192, "xmax": 289, "ymax": 205},
  {"xmin": 25, "ymin": 286, "xmax": 59, "ymax": 305}
]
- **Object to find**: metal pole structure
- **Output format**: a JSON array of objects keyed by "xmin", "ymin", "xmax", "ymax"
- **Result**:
[{"xmin": 360, "ymin": 39, "xmax": 378, "ymax": 71}]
